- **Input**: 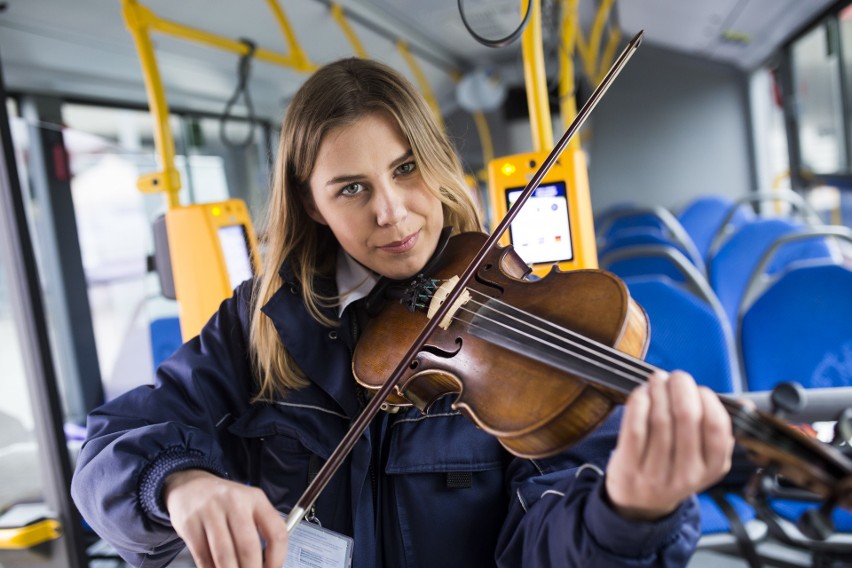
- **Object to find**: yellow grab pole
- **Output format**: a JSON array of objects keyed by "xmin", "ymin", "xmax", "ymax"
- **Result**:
[
  {"xmin": 521, "ymin": 0, "xmax": 552, "ymax": 152},
  {"xmin": 265, "ymin": 0, "xmax": 315, "ymax": 71},
  {"xmin": 574, "ymin": 0, "xmax": 616, "ymax": 81},
  {"xmin": 558, "ymin": 0, "xmax": 597, "ymax": 267},
  {"xmin": 122, "ymin": 0, "xmax": 181, "ymax": 207},
  {"xmin": 560, "ymin": 0, "xmax": 579, "ymax": 151},
  {"xmin": 142, "ymin": 5, "xmax": 315, "ymax": 71},
  {"xmin": 471, "ymin": 110, "xmax": 494, "ymax": 170},
  {"xmin": 597, "ymin": 27, "xmax": 622, "ymax": 82},
  {"xmin": 330, "ymin": 3, "xmax": 368, "ymax": 58},
  {"xmin": 397, "ymin": 40, "xmax": 446, "ymax": 132}
]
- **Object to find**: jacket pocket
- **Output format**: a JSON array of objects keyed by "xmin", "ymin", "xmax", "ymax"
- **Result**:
[
  {"xmin": 385, "ymin": 399, "xmax": 509, "ymax": 567},
  {"xmin": 227, "ymin": 401, "xmax": 351, "ymax": 522}
]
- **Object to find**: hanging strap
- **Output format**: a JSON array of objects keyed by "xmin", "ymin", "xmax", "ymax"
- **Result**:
[{"xmin": 220, "ymin": 38, "xmax": 258, "ymax": 148}]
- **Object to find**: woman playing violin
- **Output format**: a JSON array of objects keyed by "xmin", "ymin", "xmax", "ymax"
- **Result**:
[{"xmin": 71, "ymin": 57, "xmax": 735, "ymax": 568}]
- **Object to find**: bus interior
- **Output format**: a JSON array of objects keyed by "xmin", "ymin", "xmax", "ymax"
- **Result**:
[{"xmin": 1, "ymin": 1, "xmax": 852, "ymax": 566}]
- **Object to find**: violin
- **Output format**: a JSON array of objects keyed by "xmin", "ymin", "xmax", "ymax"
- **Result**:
[
  {"xmin": 352, "ymin": 231, "xmax": 852, "ymax": 513},
  {"xmin": 284, "ymin": 30, "xmax": 852, "ymax": 536}
]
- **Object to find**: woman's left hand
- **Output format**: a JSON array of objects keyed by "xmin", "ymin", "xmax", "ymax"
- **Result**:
[{"xmin": 604, "ymin": 370, "xmax": 735, "ymax": 521}]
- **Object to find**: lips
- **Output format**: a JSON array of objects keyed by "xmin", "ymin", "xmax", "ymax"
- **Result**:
[{"xmin": 379, "ymin": 230, "xmax": 419, "ymax": 253}]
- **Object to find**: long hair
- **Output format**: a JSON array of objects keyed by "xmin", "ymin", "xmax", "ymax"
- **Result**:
[{"xmin": 250, "ymin": 58, "xmax": 482, "ymax": 399}]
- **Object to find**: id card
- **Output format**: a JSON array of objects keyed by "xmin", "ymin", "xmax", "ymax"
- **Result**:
[{"xmin": 283, "ymin": 519, "xmax": 353, "ymax": 568}]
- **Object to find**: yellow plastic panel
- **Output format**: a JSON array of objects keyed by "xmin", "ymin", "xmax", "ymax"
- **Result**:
[{"xmin": 165, "ymin": 199, "xmax": 260, "ymax": 340}]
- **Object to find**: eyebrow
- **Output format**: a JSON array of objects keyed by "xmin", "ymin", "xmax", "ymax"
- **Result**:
[{"xmin": 324, "ymin": 149, "xmax": 414, "ymax": 187}]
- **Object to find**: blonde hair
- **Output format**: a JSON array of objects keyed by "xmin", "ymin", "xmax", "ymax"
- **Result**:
[{"xmin": 250, "ymin": 58, "xmax": 481, "ymax": 399}]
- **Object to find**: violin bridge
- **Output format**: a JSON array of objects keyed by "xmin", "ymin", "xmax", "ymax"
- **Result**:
[{"xmin": 426, "ymin": 275, "xmax": 471, "ymax": 330}]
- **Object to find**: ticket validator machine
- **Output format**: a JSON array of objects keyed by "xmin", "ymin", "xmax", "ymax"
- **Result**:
[
  {"xmin": 487, "ymin": 150, "xmax": 597, "ymax": 277},
  {"xmin": 153, "ymin": 199, "xmax": 260, "ymax": 340}
]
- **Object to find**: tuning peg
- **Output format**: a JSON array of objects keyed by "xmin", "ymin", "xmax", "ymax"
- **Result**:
[
  {"xmin": 744, "ymin": 466, "xmax": 773, "ymax": 503},
  {"xmin": 769, "ymin": 382, "xmax": 807, "ymax": 419},
  {"xmin": 797, "ymin": 501, "xmax": 835, "ymax": 541},
  {"xmin": 831, "ymin": 407, "xmax": 852, "ymax": 447}
]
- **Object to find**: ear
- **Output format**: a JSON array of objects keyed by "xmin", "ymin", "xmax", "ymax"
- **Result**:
[{"xmin": 302, "ymin": 195, "xmax": 328, "ymax": 225}]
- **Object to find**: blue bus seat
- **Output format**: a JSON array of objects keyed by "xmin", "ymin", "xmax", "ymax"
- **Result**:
[
  {"xmin": 740, "ymin": 262, "xmax": 852, "ymax": 391},
  {"xmin": 624, "ymin": 274, "xmax": 760, "ymax": 560},
  {"xmin": 705, "ymin": 190, "xmax": 823, "ymax": 262},
  {"xmin": 595, "ymin": 205, "xmax": 703, "ymax": 269},
  {"xmin": 708, "ymin": 218, "xmax": 835, "ymax": 331},
  {"xmin": 677, "ymin": 195, "xmax": 754, "ymax": 261},
  {"xmin": 149, "ymin": 316, "xmax": 183, "ymax": 371},
  {"xmin": 624, "ymin": 275, "xmax": 739, "ymax": 394},
  {"xmin": 599, "ymin": 231, "xmax": 705, "ymax": 279}
]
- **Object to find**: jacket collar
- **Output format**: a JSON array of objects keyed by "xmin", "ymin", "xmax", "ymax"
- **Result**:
[{"xmin": 261, "ymin": 260, "xmax": 361, "ymax": 417}]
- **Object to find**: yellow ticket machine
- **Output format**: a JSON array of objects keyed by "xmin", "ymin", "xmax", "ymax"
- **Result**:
[
  {"xmin": 154, "ymin": 199, "xmax": 260, "ymax": 340},
  {"xmin": 487, "ymin": 150, "xmax": 598, "ymax": 277}
]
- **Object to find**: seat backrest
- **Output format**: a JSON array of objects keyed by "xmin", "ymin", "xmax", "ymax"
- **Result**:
[
  {"xmin": 595, "ymin": 205, "xmax": 703, "ymax": 267},
  {"xmin": 599, "ymin": 228, "xmax": 705, "ymax": 274},
  {"xmin": 706, "ymin": 190, "xmax": 822, "ymax": 261},
  {"xmin": 677, "ymin": 195, "xmax": 753, "ymax": 261},
  {"xmin": 740, "ymin": 263, "xmax": 852, "ymax": 391},
  {"xmin": 625, "ymin": 276, "xmax": 739, "ymax": 393},
  {"xmin": 709, "ymin": 218, "xmax": 810, "ymax": 328}
]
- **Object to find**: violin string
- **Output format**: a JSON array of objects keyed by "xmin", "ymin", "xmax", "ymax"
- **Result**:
[
  {"xmin": 432, "ymin": 288, "xmax": 774, "ymax": 439},
  {"xmin": 423, "ymin": 285, "xmax": 844, "ymax": 473},
  {"xmin": 463, "ymin": 287, "xmax": 655, "ymax": 379},
  {"xmin": 425, "ymin": 281, "xmax": 655, "ymax": 384},
  {"xmin": 436, "ymin": 289, "xmax": 654, "ymax": 392}
]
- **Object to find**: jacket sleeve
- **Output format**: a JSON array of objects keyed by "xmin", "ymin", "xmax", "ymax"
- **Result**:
[
  {"xmin": 71, "ymin": 281, "xmax": 257, "ymax": 567},
  {"xmin": 496, "ymin": 407, "xmax": 701, "ymax": 567}
]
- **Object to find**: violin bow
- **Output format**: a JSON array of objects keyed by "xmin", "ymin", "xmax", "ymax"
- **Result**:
[{"xmin": 286, "ymin": 30, "xmax": 645, "ymax": 533}]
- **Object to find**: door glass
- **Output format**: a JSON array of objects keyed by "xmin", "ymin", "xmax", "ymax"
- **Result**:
[
  {"xmin": 0, "ymin": 150, "xmax": 46, "ymax": 520},
  {"xmin": 791, "ymin": 23, "xmax": 848, "ymax": 174}
]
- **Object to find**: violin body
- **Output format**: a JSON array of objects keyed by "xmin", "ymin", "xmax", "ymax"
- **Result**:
[{"xmin": 354, "ymin": 232, "xmax": 649, "ymax": 458}]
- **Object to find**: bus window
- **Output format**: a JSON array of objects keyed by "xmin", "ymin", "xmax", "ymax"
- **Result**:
[
  {"xmin": 841, "ymin": 5, "xmax": 852, "ymax": 161},
  {"xmin": 791, "ymin": 22, "xmax": 848, "ymax": 174}
]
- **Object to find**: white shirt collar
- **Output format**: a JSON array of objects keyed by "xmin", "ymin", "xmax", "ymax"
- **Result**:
[{"xmin": 336, "ymin": 250, "xmax": 380, "ymax": 317}]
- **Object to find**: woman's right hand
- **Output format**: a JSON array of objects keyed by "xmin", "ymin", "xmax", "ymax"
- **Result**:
[{"xmin": 164, "ymin": 469, "xmax": 289, "ymax": 568}]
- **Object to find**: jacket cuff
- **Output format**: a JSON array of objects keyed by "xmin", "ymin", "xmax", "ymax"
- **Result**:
[
  {"xmin": 138, "ymin": 447, "xmax": 228, "ymax": 525},
  {"xmin": 584, "ymin": 477, "xmax": 697, "ymax": 557}
]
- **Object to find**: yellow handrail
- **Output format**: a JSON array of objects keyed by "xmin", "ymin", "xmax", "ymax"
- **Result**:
[
  {"xmin": 560, "ymin": 0, "xmax": 579, "ymax": 150},
  {"xmin": 397, "ymin": 40, "xmax": 446, "ymax": 132},
  {"xmin": 472, "ymin": 110, "xmax": 495, "ymax": 169},
  {"xmin": 122, "ymin": 0, "xmax": 182, "ymax": 207},
  {"xmin": 121, "ymin": 0, "xmax": 317, "ymax": 207},
  {"xmin": 330, "ymin": 3, "xmax": 368, "ymax": 58},
  {"xmin": 521, "ymin": 0, "xmax": 553, "ymax": 152},
  {"xmin": 574, "ymin": 0, "xmax": 619, "ymax": 83}
]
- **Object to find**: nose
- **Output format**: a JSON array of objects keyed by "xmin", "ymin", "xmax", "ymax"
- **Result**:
[{"xmin": 373, "ymin": 181, "xmax": 408, "ymax": 227}]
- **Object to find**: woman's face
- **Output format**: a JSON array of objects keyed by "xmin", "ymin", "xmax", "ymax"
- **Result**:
[{"xmin": 305, "ymin": 112, "xmax": 444, "ymax": 280}]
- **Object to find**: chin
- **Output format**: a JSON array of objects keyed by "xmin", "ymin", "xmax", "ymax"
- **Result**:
[{"xmin": 381, "ymin": 257, "xmax": 428, "ymax": 280}]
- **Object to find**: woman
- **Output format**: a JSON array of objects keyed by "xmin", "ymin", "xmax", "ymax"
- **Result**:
[{"xmin": 72, "ymin": 58, "xmax": 734, "ymax": 568}]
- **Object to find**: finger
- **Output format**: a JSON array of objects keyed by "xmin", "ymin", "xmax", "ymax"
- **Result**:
[
  {"xmin": 228, "ymin": 509, "xmax": 264, "ymax": 568},
  {"xmin": 641, "ymin": 371, "xmax": 673, "ymax": 472},
  {"xmin": 204, "ymin": 514, "xmax": 240, "ymax": 568},
  {"xmin": 179, "ymin": 518, "xmax": 216, "ymax": 568},
  {"xmin": 700, "ymin": 387, "xmax": 734, "ymax": 475},
  {"xmin": 668, "ymin": 372, "xmax": 705, "ymax": 487},
  {"xmin": 256, "ymin": 505, "xmax": 288, "ymax": 568},
  {"xmin": 612, "ymin": 382, "xmax": 651, "ymax": 470}
]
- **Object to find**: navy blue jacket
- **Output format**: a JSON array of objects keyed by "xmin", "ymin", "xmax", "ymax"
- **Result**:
[{"xmin": 72, "ymin": 269, "xmax": 701, "ymax": 567}]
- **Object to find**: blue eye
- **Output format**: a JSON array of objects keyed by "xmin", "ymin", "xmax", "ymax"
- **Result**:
[
  {"xmin": 395, "ymin": 161, "xmax": 417, "ymax": 176},
  {"xmin": 340, "ymin": 183, "xmax": 364, "ymax": 196}
]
